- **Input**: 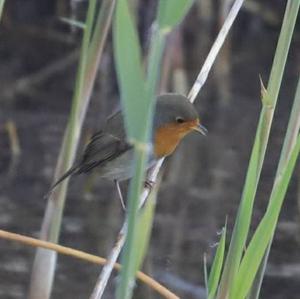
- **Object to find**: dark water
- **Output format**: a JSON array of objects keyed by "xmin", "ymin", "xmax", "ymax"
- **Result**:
[{"xmin": 1, "ymin": 1, "xmax": 300, "ymax": 299}]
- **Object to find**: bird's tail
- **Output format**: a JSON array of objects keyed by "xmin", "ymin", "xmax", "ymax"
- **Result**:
[{"xmin": 44, "ymin": 165, "xmax": 79, "ymax": 200}]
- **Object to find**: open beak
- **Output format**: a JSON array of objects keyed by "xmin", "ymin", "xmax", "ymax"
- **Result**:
[{"xmin": 193, "ymin": 123, "xmax": 208, "ymax": 136}]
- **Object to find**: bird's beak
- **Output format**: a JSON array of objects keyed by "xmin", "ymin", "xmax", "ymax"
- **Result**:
[{"xmin": 193, "ymin": 123, "xmax": 208, "ymax": 136}]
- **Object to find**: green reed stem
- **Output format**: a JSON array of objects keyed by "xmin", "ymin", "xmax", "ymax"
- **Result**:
[{"xmin": 217, "ymin": 1, "xmax": 300, "ymax": 298}]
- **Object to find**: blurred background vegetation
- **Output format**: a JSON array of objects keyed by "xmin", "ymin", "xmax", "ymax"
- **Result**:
[{"xmin": 0, "ymin": 0, "xmax": 299, "ymax": 298}]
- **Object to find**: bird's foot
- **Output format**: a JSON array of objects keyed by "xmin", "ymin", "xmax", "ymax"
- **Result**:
[{"xmin": 144, "ymin": 179, "xmax": 155, "ymax": 191}]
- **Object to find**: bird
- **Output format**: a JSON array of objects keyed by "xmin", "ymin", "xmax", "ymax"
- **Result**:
[{"xmin": 46, "ymin": 93, "xmax": 207, "ymax": 206}]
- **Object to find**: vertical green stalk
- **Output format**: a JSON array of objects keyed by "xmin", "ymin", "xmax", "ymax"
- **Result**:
[
  {"xmin": 28, "ymin": 1, "xmax": 115, "ymax": 298},
  {"xmin": 113, "ymin": 1, "xmax": 195, "ymax": 298},
  {"xmin": 82, "ymin": 0, "xmax": 116, "ymax": 121},
  {"xmin": 217, "ymin": 1, "xmax": 300, "ymax": 298},
  {"xmin": 0, "ymin": 0, "xmax": 5, "ymax": 20},
  {"xmin": 248, "ymin": 73, "xmax": 300, "ymax": 299},
  {"xmin": 116, "ymin": 148, "xmax": 150, "ymax": 299},
  {"xmin": 44, "ymin": 0, "xmax": 98, "ymax": 243},
  {"xmin": 116, "ymin": 19, "xmax": 167, "ymax": 299},
  {"xmin": 232, "ymin": 135, "xmax": 300, "ymax": 299},
  {"xmin": 113, "ymin": 2, "xmax": 151, "ymax": 298},
  {"xmin": 208, "ymin": 225, "xmax": 227, "ymax": 299},
  {"xmin": 146, "ymin": 27, "xmax": 167, "ymax": 96},
  {"xmin": 276, "ymin": 78, "xmax": 300, "ymax": 170}
]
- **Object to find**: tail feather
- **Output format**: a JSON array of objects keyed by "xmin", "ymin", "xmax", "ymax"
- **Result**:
[{"xmin": 44, "ymin": 165, "xmax": 79, "ymax": 199}]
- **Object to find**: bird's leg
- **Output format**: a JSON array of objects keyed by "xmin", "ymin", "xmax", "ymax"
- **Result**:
[{"xmin": 114, "ymin": 180, "xmax": 126, "ymax": 211}]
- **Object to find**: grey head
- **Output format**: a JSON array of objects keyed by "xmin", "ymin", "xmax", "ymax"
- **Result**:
[{"xmin": 153, "ymin": 93, "xmax": 199, "ymax": 130}]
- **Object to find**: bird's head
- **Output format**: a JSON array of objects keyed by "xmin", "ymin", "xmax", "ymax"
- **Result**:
[{"xmin": 153, "ymin": 93, "xmax": 207, "ymax": 158}]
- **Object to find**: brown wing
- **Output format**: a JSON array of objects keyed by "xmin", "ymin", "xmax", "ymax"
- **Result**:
[
  {"xmin": 77, "ymin": 130, "xmax": 131, "ymax": 174},
  {"xmin": 46, "ymin": 111, "xmax": 130, "ymax": 196}
]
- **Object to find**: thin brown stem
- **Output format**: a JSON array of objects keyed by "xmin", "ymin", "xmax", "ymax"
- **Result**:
[{"xmin": 0, "ymin": 229, "xmax": 179, "ymax": 299}]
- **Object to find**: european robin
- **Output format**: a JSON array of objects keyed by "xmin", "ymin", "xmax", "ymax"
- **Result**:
[{"xmin": 47, "ymin": 93, "xmax": 207, "ymax": 200}]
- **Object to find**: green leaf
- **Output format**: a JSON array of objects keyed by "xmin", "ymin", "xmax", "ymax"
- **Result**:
[
  {"xmin": 115, "ymin": 1, "xmax": 195, "ymax": 298},
  {"xmin": 217, "ymin": 128, "xmax": 261, "ymax": 299},
  {"xmin": 116, "ymin": 150, "xmax": 149, "ymax": 299},
  {"xmin": 217, "ymin": 1, "xmax": 300, "ymax": 296},
  {"xmin": 157, "ymin": 0, "xmax": 194, "ymax": 31},
  {"xmin": 133, "ymin": 184, "xmax": 158, "ymax": 273},
  {"xmin": 208, "ymin": 224, "xmax": 227, "ymax": 299},
  {"xmin": 114, "ymin": 1, "xmax": 166, "ymax": 298},
  {"xmin": 28, "ymin": 0, "xmax": 114, "ymax": 298},
  {"xmin": 232, "ymin": 135, "xmax": 300, "ymax": 299},
  {"xmin": 249, "ymin": 67, "xmax": 300, "ymax": 299},
  {"xmin": 259, "ymin": 75, "xmax": 268, "ymax": 106},
  {"xmin": 113, "ymin": 0, "xmax": 146, "ymax": 139}
]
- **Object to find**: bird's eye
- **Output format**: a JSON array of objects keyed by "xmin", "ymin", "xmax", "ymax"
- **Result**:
[{"xmin": 176, "ymin": 117, "xmax": 185, "ymax": 124}]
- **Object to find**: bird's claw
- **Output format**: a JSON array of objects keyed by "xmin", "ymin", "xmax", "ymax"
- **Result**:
[{"xmin": 144, "ymin": 180, "xmax": 155, "ymax": 191}]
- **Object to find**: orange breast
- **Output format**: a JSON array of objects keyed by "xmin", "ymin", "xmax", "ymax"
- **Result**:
[{"xmin": 154, "ymin": 119, "xmax": 198, "ymax": 158}]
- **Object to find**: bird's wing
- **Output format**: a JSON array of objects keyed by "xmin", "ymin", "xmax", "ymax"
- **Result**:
[
  {"xmin": 78, "ymin": 112, "xmax": 131, "ymax": 173},
  {"xmin": 104, "ymin": 110, "xmax": 127, "ymax": 140}
]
